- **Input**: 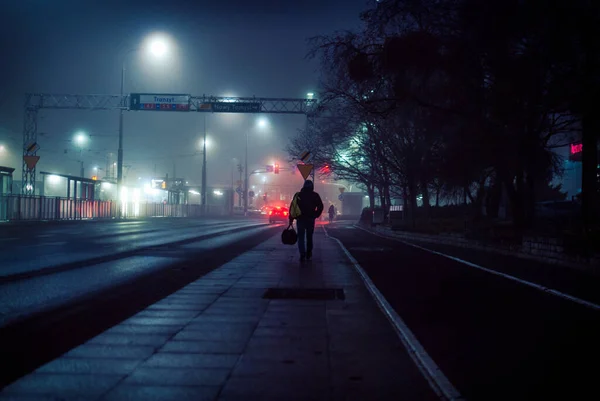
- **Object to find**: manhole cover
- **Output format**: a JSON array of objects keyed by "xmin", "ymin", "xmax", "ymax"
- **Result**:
[{"xmin": 263, "ymin": 288, "xmax": 345, "ymax": 300}]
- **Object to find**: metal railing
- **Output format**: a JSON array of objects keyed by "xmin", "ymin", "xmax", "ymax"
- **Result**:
[{"xmin": 0, "ymin": 195, "xmax": 209, "ymax": 221}]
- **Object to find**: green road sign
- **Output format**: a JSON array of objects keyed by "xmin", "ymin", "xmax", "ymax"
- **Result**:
[
  {"xmin": 130, "ymin": 93, "xmax": 191, "ymax": 111},
  {"xmin": 198, "ymin": 102, "xmax": 261, "ymax": 113}
]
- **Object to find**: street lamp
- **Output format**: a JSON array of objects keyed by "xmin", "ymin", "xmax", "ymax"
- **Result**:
[
  {"xmin": 74, "ymin": 132, "xmax": 88, "ymax": 177},
  {"xmin": 243, "ymin": 116, "xmax": 269, "ymax": 215},
  {"xmin": 117, "ymin": 33, "xmax": 171, "ymax": 217}
]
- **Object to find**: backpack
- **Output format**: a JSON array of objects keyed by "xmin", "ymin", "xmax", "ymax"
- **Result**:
[{"xmin": 290, "ymin": 192, "xmax": 302, "ymax": 219}]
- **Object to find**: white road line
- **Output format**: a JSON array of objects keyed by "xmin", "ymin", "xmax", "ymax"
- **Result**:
[
  {"xmin": 353, "ymin": 224, "xmax": 600, "ymax": 312},
  {"xmin": 37, "ymin": 234, "xmax": 54, "ymax": 238},
  {"xmin": 323, "ymin": 225, "xmax": 464, "ymax": 401}
]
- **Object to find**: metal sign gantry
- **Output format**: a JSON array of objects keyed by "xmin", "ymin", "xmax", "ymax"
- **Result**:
[{"xmin": 21, "ymin": 93, "xmax": 317, "ymax": 195}]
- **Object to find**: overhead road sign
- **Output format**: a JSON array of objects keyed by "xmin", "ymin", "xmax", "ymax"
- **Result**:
[
  {"xmin": 23, "ymin": 156, "xmax": 40, "ymax": 171},
  {"xmin": 24, "ymin": 141, "xmax": 40, "ymax": 153},
  {"xmin": 130, "ymin": 93, "xmax": 191, "ymax": 111},
  {"xmin": 299, "ymin": 151, "xmax": 312, "ymax": 163},
  {"xmin": 297, "ymin": 164, "xmax": 314, "ymax": 180},
  {"xmin": 198, "ymin": 102, "xmax": 261, "ymax": 113}
]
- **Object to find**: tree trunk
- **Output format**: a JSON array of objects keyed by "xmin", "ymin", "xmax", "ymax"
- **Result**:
[
  {"xmin": 403, "ymin": 182, "xmax": 409, "ymax": 215},
  {"xmin": 407, "ymin": 174, "xmax": 418, "ymax": 228},
  {"xmin": 368, "ymin": 186, "xmax": 375, "ymax": 210},
  {"xmin": 421, "ymin": 180, "xmax": 430, "ymax": 218},
  {"xmin": 486, "ymin": 181, "xmax": 501, "ymax": 218},
  {"xmin": 581, "ymin": 110, "xmax": 599, "ymax": 231},
  {"xmin": 384, "ymin": 184, "xmax": 392, "ymax": 211}
]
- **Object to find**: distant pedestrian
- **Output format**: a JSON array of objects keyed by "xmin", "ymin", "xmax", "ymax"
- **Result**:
[
  {"xmin": 289, "ymin": 180, "xmax": 324, "ymax": 261},
  {"xmin": 328, "ymin": 204, "xmax": 335, "ymax": 223}
]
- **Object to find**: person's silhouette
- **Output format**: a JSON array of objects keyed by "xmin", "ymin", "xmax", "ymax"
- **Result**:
[{"xmin": 289, "ymin": 180, "xmax": 324, "ymax": 261}]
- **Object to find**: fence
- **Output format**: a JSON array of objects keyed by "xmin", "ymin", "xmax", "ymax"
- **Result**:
[{"xmin": 0, "ymin": 195, "xmax": 208, "ymax": 221}]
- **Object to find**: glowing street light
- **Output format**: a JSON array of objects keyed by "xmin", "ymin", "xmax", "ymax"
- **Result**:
[
  {"xmin": 307, "ymin": 92, "xmax": 314, "ymax": 99},
  {"xmin": 147, "ymin": 34, "xmax": 169, "ymax": 58},
  {"xmin": 118, "ymin": 32, "xmax": 174, "ymax": 217},
  {"xmin": 199, "ymin": 137, "xmax": 212, "ymax": 150},
  {"xmin": 257, "ymin": 117, "xmax": 268, "ymax": 129},
  {"xmin": 74, "ymin": 132, "xmax": 87, "ymax": 146}
]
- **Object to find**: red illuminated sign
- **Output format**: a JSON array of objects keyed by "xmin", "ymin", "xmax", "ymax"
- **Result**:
[{"xmin": 569, "ymin": 142, "xmax": 583, "ymax": 162}]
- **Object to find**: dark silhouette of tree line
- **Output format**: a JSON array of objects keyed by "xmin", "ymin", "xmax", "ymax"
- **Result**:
[{"xmin": 288, "ymin": 0, "xmax": 599, "ymax": 235}]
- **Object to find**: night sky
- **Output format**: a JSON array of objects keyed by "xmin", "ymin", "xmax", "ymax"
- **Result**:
[{"xmin": 0, "ymin": 0, "xmax": 368, "ymax": 187}]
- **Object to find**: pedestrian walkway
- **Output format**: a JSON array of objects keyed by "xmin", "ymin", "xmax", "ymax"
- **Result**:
[{"xmin": 0, "ymin": 229, "xmax": 437, "ymax": 401}]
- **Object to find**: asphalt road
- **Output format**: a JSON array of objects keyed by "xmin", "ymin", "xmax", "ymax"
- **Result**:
[
  {"xmin": 0, "ymin": 217, "xmax": 281, "ymax": 387},
  {"xmin": 326, "ymin": 222, "xmax": 600, "ymax": 401},
  {"xmin": 0, "ymin": 217, "xmax": 266, "ymax": 278}
]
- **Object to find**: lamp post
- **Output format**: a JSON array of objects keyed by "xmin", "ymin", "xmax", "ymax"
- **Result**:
[
  {"xmin": 117, "ymin": 34, "xmax": 170, "ymax": 217},
  {"xmin": 74, "ymin": 132, "xmax": 87, "ymax": 178},
  {"xmin": 201, "ymin": 116, "xmax": 207, "ymax": 215},
  {"xmin": 243, "ymin": 117, "xmax": 269, "ymax": 215}
]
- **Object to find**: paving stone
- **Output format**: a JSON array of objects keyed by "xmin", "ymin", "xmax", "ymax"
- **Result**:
[
  {"xmin": 132, "ymin": 310, "xmax": 198, "ymax": 319},
  {"xmin": 122, "ymin": 317, "xmax": 193, "ymax": 326},
  {"xmin": 253, "ymin": 326, "xmax": 328, "ymax": 339},
  {"xmin": 88, "ymin": 333, "xmax": 172, "ymax": 346},
  {"xmin": 142, "ymin": 353, "xmax": 239, "ymax": 369},
  {"xmin": 218, "ymin": 376, "xmax": 330, "ymax": 401},
  {"xmin": 245, "ymin": 336, "xmax": 328, "ymax": 353},
  {"xmin": 102, "ymin": 384, "xmax": 220, "ymax": 401},
  {"xmin": 171, "ymin": 328, "xmax": 253, "ymax": 343},
  {"xmin": 222, "ymin": 288, "xmax": 267, "ymax": 298},
  {"xmin": 184, "ymin": 321, "xmax": 256, "ymax": 332},
  {"xmin": 160, "ymin": 340, "xmax": 247, "ymax": 354},
  {"xmin": 146, "ymin": 303, "xmax": 211, "ymax": 311},
  {"xmin": 104, "ymin": 324, "xmax": 182, "ymax": 335},
  {"xmin": 64, "ymin": 344, "xmax": 156, "ymax": 359},
  {"xmin": 231, "ymin": 354, "xmax": 329, "ymax": 378},
  {"xmin": 191, "ymin": 314, "xmax": 260, "ymax": 324},
  {"xmin": 122, "ymin": 367, "xmax": 230, "ymax": 386},
  {"xmin": 1, "ymin": 373, "xmax": 122, "ymax": 399},
  {"xmin": 36, "ymin": 357, "xmax": 141, "ymax": 375}
]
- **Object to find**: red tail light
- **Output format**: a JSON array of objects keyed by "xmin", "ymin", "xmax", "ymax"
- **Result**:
[{"xmin": 283, "ymin": 211, "xmax": 288, "ymax": 216}]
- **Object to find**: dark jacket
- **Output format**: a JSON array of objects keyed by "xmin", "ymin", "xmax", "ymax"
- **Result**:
[
  {"xmin": 290, "ymin": 180, "xmax": 324, "ymax": 220},
  {"xmin": 297, "ymin": 188, "xmax": 324, "ymax": 219}
]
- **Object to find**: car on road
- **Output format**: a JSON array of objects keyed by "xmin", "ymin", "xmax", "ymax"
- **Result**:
[{"xmin": 268, "ymin": 206, "xmax": 289, "ymax": 223}]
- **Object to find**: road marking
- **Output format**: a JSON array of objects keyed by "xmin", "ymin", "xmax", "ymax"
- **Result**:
[
  {"xmin": 354, "ymin": 225, "xmax": 600, "ymax": 312},
  {"xmin": 28, "ymin": 241, "xmax": 68, "ymax": 247},
  {"xmin": 37, "ymin": 234, "xmax": 54, "ymax": 238},
  {"xmin": 323, "ymin": 225, "xmax": 464, "ymax": 401}
]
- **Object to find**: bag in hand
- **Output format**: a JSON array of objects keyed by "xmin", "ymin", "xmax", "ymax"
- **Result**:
[{"xmin": 281, "ymin": 224, "xmax": 297, "ymax": 245}]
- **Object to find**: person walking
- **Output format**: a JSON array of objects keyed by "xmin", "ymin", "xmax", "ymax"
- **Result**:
[
  {"xmin": 289, "ymin": 179, "xmax": 324, "ymax": 261},
  {"xmin": 328, "ymin": 204, "xmax": 335, "ymax": 223}
]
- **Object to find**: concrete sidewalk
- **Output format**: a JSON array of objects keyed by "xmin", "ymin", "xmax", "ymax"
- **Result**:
[{"xmin": 0, "ymin": 229, "xmax": 437, "ymax": 401}]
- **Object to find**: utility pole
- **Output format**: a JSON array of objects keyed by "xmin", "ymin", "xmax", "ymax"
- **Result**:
[
  {"xmin": 201, "ymin": 115, "xmax": 207, "ymax": 215},
  {"xmin": 243, "ymin": 130, "xmax": 249, "ymax": 215},
  {"xmin": 117, "ymin": 62, "xmax": 125, "ymax": 218},
  {"xmin": 237, "ymin": 163, "xmax": 243, "ymax": 207}
]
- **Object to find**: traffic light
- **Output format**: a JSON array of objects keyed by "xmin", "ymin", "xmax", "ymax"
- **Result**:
[{"xmin": 274, "ymin": 163, "xmax": 280, "ymax": 174}]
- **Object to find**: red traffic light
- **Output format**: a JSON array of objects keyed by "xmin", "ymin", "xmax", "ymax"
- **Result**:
[{"xmin": 274, "ymin": 163, "xmax": 280, "ymax": 174}]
